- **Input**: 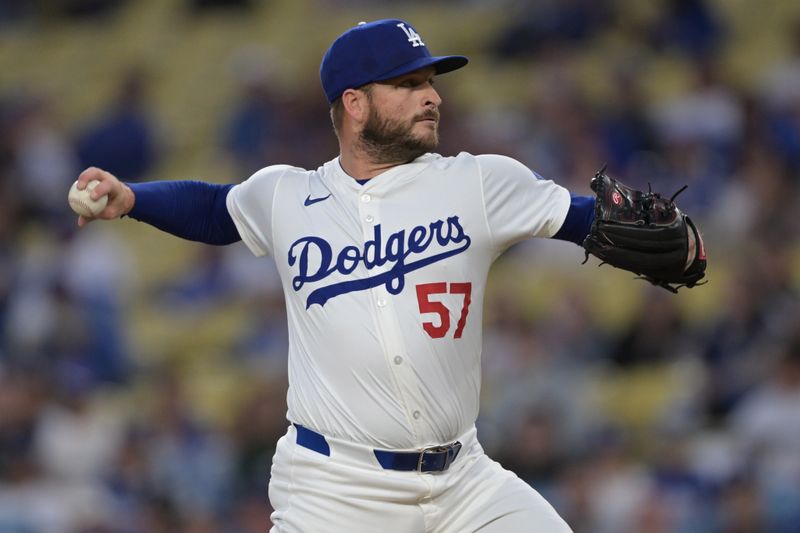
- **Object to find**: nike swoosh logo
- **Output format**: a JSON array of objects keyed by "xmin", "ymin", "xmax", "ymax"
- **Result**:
[{"xmin": 304, "ymin": 194, "xmax": 331, "ymax": 207}]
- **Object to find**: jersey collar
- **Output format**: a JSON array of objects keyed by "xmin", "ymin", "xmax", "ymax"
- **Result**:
[{"xmin": 332, "ymin": 154, "xmax": 439, "ymax": 192}]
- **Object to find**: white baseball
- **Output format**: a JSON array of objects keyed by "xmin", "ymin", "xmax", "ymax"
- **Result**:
[{"xmin": 68, "ymin": 179, "xmax": 108, "ymax": 217}]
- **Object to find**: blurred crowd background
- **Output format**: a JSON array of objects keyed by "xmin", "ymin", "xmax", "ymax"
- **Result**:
[{"xmin": 1, "ymin": 0, "xmax": 800, "ymax": 531}]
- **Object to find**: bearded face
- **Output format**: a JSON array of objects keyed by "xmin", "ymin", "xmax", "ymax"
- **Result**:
[{"xmin": 357, "ymin": 97, "xmax": 440, "ymax": 164}]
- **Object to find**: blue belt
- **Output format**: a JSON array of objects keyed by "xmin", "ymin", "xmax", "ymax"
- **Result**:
[{"xmin": 293, "ymin": 424, "xmax": 462, "ymax": 473}]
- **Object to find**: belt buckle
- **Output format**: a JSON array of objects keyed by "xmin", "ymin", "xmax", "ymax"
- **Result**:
[{"xmin": 416, "ymin": 441, "xmax": 462, "ymax": 472}]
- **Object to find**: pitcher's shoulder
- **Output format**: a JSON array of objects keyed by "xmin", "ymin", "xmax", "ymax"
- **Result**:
[
  {"xmin": 238, "ymin": 164, "xmax": 318, "ymax": 194},
  {"xmin": 425, "ymin": 151, "xmax": 482, "ymax": 170},
  {"xmin": 248, "ymin": 163, "xmax": 312, "ymax": 182},
  {"xmin": 428, "ymin": 152, "xmax": 530, "ymax": 177}
]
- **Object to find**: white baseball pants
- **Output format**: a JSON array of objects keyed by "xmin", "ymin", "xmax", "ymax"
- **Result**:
[{"xmin": 268, "ymin": 424, "xmax": 573, "ymax": 532}]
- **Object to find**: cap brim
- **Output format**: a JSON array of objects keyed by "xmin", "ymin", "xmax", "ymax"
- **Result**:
[{"xmin": 375, "ymin": 55, "xmax": 469, "ymax": 82}]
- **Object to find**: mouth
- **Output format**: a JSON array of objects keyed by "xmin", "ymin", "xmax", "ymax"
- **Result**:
[{"xmin": 416, "ymin": 115, "xmax": 439, "ymax": 125}]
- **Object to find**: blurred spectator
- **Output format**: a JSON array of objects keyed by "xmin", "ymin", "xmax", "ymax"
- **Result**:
[
  {"xmin": 730, "ymin": 335, "xmax": 800, "ymax": 530},
  {"xmin": 228, "ymin": 492, "xmax": 274, "ymax": 533},
  {"xmin": 143, "ymin": 372, "xmax": 234, "ymax": 522},
  {"xmin": 0, "ymin": 235, "xmax": 19, "ymax": 361},
  {"xmin": 1, "ymin": 224, "xmax": 133, "ymax": 382},
  {"xmin": 759, "ymin": 20, "xmax": 800, "ymax": 172},
  {"xmin": 648, "ymin": 0, "xmax": 724, "ymax": 58},
  {"xmin": 759, "ymin": 19, "xmax": 800, "ymax": 110},
  {"xmin": 647, "ymin": 430, "xmax": 716, "ymax": 531},
  {"xmin": 2, "ymin": 237, "xmax": 64, "ymax": 362},
  {"xmin": 229, "ymin": 379, "xmax": 287, "ymax": 498},
  {"xmin": 509, "ymin": 50, "xmax": 608, "ymax": 189},
  {"xmin": 607, "ymin": 288, "xmax": 684, "ymax": 368},
  {"xmin": 224, "ymin": 79, "xmax": 281, "ymax": 176},
  {"xmin": 233, "ymin": 291, "xmax": 289, "ymax": 377},
  {"xmin": 0, "ymin": 97, "xmax": 24, "ymax": 258},
  {"xmin": 711, "ymin": 141, "xmax": 791, "ymax": 241},
  {"xmin": 651, "ymin": 57, "xmax": 743, "ymax": 149},
  {"xmin": 700, "ymin": 268, "xmax": 771, "ymax": 420},
  {"xmin": 597, "ymin": 66, "xmax": 659, "ymax": 176},
  {"xmin": 537, "ymin": 287, "xmax": 605, "ymax": 364},
  {"xmin": 583, "ymin": 426, "xmax": 654, "ymax": 533},
  {"xmin": 495, "ymin": 409, "xmax": 567, "ymax": 500},
  {"xmin": 649, "ymin": 58, "xmax": 743, "ymax": 209},
  {"xmin": 0, "ymin": 367, "xmax": 115, "ymax": 531},
  {"xmin": 11, "ymin": 95, "xmax": 79, "ymax": 227},
  {"xmin": 0, "ymin": 368, "xmax": 40, "ymax": 482},
  {"xmin": 154, "ymin": 246, "xmax": 233, "ymax": 308},
  {"xmin": 58, "ymin": 224, "xmax": 135, "ymax": 383},
  {"xmin": 223, "ymin": 45, "xmax": 284, "ymax": 177},
  {"xmin": 35, "ymin": 362, "xmax": 124, "ymax": 485},
  {"xmin": 269, "ymin": 91, "xmax": 338, "ymax": 169},
  {"xmin": 717, "ymin": 476, "xmax": 768, "ymax": 533},
  {"xmin": 104, "ymin": 426, "xmax": 156, "ymax": 533},
  {"xmin": 153, "ymin": 240, "xmax": 282, "ymax": 317},
  {"xmin": 77, "ymin": 67, "xmax": 158, "ymax": 182},
  {"xmin": 226, "ymin": 85, "xmax": 333, "ymax": 171},
  {"xmin": 491, "ymin": 0, "xmax": 614, "ymax": 60},
  {"xmin": 34, "ymin": 363, "xmax": 125, "ymax": 483},
  {"xmin": 765, "ymin": 104, "xmax": 800, "ymax": 172},
  {"xmin": 0, "ymin": 451, "xmax": 110, "ymax": 532}
]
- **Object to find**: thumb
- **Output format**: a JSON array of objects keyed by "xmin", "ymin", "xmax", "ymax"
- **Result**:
[{"xmin": 77, "ymin": 215, "xmax": 93, "ymax": 228}]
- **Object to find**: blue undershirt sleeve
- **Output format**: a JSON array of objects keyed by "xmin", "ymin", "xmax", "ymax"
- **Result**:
[
  {"xmin": 552, "ymin": 194, "xmax": 595, "ymax": 245},
  {"xmin": 126, "ymin": 181, "xmax": 241, "ymax": 245}
]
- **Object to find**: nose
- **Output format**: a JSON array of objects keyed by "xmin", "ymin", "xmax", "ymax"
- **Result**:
[{"xmin": 424, "ymin": 83, "xmax": 442, "ymax": 108}]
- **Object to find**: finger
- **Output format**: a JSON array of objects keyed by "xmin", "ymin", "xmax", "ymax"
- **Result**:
[
  {"xmin": 90, "ymin": 178, "xmax": 115, "ymax": 199},
  {"xmin": 77, "ymin": 214, "xmax": 93, "ymax": 227},
  {"xmin": 76, "ymin": 167, "xmax": 104, "ymax": 189}
]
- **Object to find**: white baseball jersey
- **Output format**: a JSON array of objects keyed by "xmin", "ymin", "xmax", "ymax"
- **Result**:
[{"xmin": 226, "ymin": 151, "xmax": 570, "ymax": 450}]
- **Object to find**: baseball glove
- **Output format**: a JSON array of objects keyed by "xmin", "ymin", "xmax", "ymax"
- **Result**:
[{"xmin": 582, "ymin": 166, "xmax": 707, "ymax": 292}]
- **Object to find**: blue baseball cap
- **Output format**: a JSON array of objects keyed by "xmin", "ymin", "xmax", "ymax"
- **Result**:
[{"xmin": 320, "ymin": 19, "xmax": 469, "ymax": 103}]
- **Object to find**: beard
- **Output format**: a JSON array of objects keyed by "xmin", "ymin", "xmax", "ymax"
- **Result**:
[{"xmin": 357, "ymin": 104, "xmax": 440, "ymax": 165}]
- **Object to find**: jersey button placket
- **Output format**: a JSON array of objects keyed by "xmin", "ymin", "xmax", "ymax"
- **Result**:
[
  {"xmin": 358, "ymin": 190, "xmax": 421, "ymax": 434},
  {"xmin": 359, "ymin": 189, "xmax": 377, "ymax": 231}
]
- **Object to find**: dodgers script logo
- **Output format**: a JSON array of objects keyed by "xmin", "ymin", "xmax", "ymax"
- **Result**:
[{"xmin": 288, "ymin": 217, "xmax": 471, "ymax": 308}]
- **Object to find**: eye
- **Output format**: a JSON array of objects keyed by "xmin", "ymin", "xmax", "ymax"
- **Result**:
[{"xmin": 398, "ymin": 77, "xmax": 434, "ymax": 89}]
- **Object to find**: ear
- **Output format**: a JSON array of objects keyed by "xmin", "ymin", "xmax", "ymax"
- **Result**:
[{"xmin": 341, "ymin": 88, "xmax": 369, "ymax": 125}]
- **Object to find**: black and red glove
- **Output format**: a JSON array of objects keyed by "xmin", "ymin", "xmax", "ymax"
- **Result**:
[{"xmin": 582, "ymin": 167, "xmax": 707, "ymax": 292}]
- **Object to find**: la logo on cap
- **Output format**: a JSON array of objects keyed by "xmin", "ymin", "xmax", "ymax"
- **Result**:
[{"xmin": 396, "ymin": 22, "xmax": 425, "ymax": 47}]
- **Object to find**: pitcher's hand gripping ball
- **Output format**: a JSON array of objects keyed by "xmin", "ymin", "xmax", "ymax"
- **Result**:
[
  {"xmin": 68, "ymin": 179, "xmax": 108, "ymax": 218},
  {"xmin": 582, "ymin": 167, "xmax": 707, "ymax": 292}
]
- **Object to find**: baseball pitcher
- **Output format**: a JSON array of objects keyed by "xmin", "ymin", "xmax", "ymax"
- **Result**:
[{"xmin": 72, "ymin": 19, "xmax": 706, "ymax": 532}]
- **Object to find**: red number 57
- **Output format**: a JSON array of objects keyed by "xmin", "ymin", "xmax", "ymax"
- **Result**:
[{"xmin": 415, "ymin": 282, "xmax": 473, "ymax": 339}]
